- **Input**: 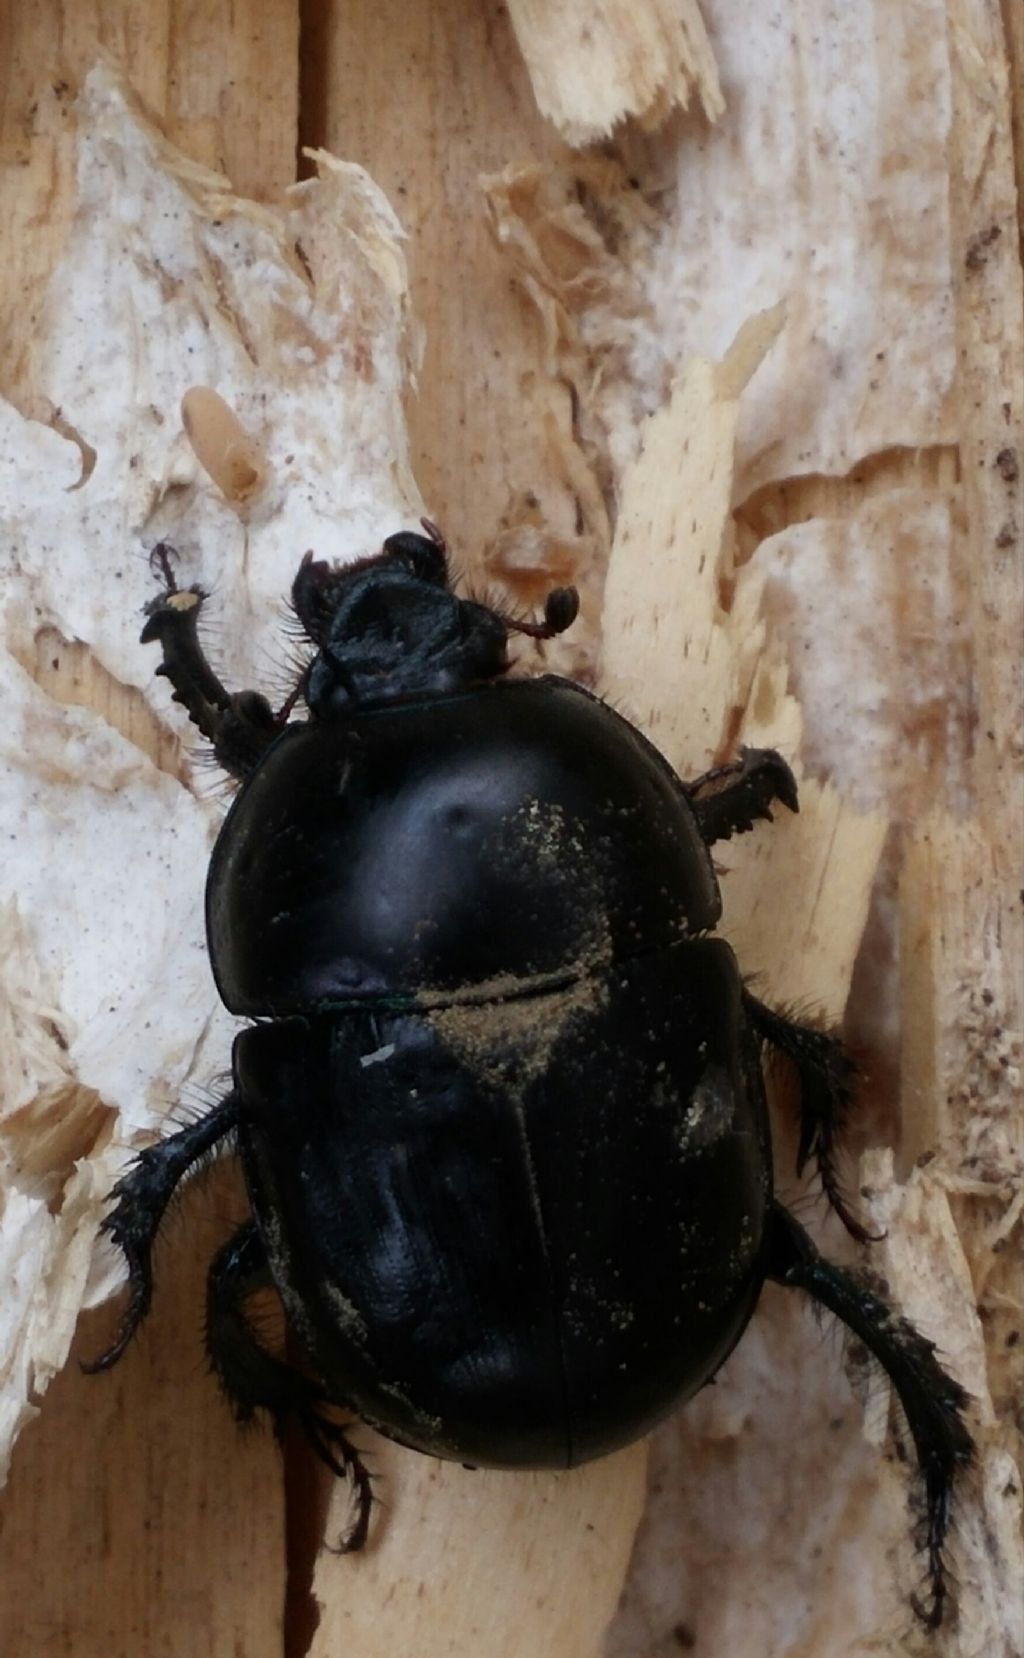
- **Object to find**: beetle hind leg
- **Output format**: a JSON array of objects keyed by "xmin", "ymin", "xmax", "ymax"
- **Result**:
[
  {"xmin": 205, "ymin": 1219, "xmax": 374, "ymax": 1552},
  {"xmin": 766, "ymin": 1201, "xmax": 973, "ymax": 1628},
  {"xmin": 83, "ymin": 1093, "xmax": 240, "ymax": 1372}
]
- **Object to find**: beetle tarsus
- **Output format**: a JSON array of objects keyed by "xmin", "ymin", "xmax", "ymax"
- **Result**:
[
  {"xmin": 81, "ymin": 1095, "xmax": 239, "ymax": 1373},
  {"xmin": 686, "ymin": 747, "xmax": 799, "ymax": 844},
  {"xmin": 744, "ymin": 993, "xmax": 879, "ymax": 1243},
  {"xmin": 79, "ymin": 1231, "xmax": 150, "ymax": 1373},
  {"xmin": 205, "ymin": 1220, "xmax": 375, "ymax": 1551},
  {"xmin": 766, "ymin": 1201, "xmax": 973, "ymax": 1628},
  {"xmin": 148, "ymin": 541, "xmax": 181, "ymax": 592},
  {"xmin": 303, "ymin": 1412, "xmax": 375, "ymax": 1553}
]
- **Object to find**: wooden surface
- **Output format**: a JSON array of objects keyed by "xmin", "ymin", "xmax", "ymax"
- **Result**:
[
  {"xmin": 1, "ymin": 2, "xmax": 1021, "ymax": 1656},
  {"xmin": 0, "ymin": 11, "xmax": 297, "ymax": 1658},
  {"xmin": 0, "ymin": 1165, "xmax": 287, "ymax": 1657},
  {"xmin": 0, "ymin": 0, "xmax": 298, "ymax": 407},
  {"xmin": 903, "ymin": 0, "xmax": 1024, "ymax": 1488},
  {"xmin": 300, "ymin": 0, "xmax": 580, "ymax": 559},
  {"xmin": 0, "ymin": 5, "xmax": 635, "ymax": 1657}
]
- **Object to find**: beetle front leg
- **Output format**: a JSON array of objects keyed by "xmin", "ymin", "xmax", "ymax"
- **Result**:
[
  {"xmin": 684, "ymin": 747, "xmax": 799, "ymax": 844},
  {"xmin": 141, "ymin": 543, "xmax": 279, "ymax": 781},
  {"xmin": 206, "ymin": 1220, "xmax": 374, "ymax": 1552},
  {"xmin": 766, "ymin": 1201, "xmax": 973, "ymax": 1629},
  {"xmin": 745, "ymin": 992, "xmax": 877, "ymax": 1244},
  {"xmin": 83, "ymin": 1092, "xmax": 240, "ymax": 1372}
]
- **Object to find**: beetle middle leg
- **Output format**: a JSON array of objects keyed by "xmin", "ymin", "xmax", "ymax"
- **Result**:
[
  {"xmin": 766, "ymin": 1201, "xmax": 973, "ymax": 1629},
  {"xmin": 685, "ymin": 747, "xmax": 799, "ymax": 844},
  {"xmin": 83, "ymin": 1093, "xmax": 240, "ymax": 1372},
  {"xmin": 745, "ymin": 992, "xmax": 877, "ymax": 1243},
  {"xmin": 206, "ymin": 1220, "xmax": 374, "ymax": 1552}
]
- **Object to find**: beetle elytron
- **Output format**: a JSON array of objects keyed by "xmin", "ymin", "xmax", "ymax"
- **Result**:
[{"xmin": 88, "ymin": 524, "xmax": 971, "ymax": 1626}]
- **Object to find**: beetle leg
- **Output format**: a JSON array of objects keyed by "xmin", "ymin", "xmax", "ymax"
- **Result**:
[
  {"xmin": 745, "ymin": 992, "xmax": 878, "ymax": 1244},
  {"xmin": 82, "ymin": 1093, "xmax": 240, "ymax": 1373},
  {"xmin": 766, "ymin": 1201, "xmax": 973, "ymax": 1629},
  {"xmin": 206, "ymin": 1220, "xmax": 374, "ymax": 1552},
  {"xmin": 141, "ymin": 543, "xmax": 279, "ymax": 780},
  {"xmin": 684, "ymin": 747, "xmax": 799, "ymax": 844}
]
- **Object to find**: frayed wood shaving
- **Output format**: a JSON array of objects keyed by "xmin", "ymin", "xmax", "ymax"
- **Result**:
[
  {"xmin": 600, "ymin": 305, "xmax": 785, "ymax": 774},
  {"xmin": 600, "ymin": 303, "xmax": 887, "ymax": 1013},
  {"xmin": 720, "ymin": 778, "xmax": 887, "ymax": 1017},
  {"xmin": 483, "ymin": 157, "xmax": 657, "ymax": 537},
  {"xmin": 507, "ymin": 0, "xmax": 723, "ymax": 144}
]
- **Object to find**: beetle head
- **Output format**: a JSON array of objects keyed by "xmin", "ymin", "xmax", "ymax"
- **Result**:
[{"xmin": 293, "ymin": 523, "xmax": 578, "ymax": 715}]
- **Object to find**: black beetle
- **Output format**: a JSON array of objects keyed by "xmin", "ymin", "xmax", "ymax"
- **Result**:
[{"xmin": 88, "ymin": 523, "xmax": 971, "ymax": 1624}]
